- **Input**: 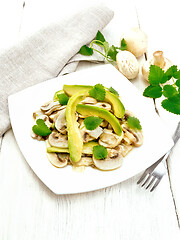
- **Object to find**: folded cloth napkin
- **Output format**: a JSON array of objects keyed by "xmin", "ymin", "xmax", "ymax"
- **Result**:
[{"xmin": 0, "ymin": 4, "xmax": 114, "ymax": 137}]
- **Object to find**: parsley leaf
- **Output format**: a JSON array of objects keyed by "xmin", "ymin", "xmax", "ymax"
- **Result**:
[
  {"xmin": 176, "ymin": 79, "xmax": 180, "ymax": 88},
  {"xmin": 96, "ymin": 30, "xmax": 106, "ymax": 44},
  {"xmin": 57, "ymin": 93, "xmax": 69, "ymax": 105},
  {"xmin": 173, "ymin": 70, "xmax": 180, "ymax": 80},
  {"xmin": 107, "ymin": 45, "xmax": 118, "ymax": 61},
  {"xmin": 89, "ymin": 84, "xmax": 106, "ymax": 101},
  {"xmin": 165, "ymin": 65, "xmax": 178, "ymax": 80},
  {"xmin": 127, "ymin": 116, "xmax": 142, "ymax": 130},
  {"xmin": 143, "ymin": 85, "xmax": 162, "ymax": 98},
  {"xmin": 162, "ymin": 85, "xmax": 178, "ymax": 98},
  {"xmin": 119, "ymin": 38, "xmax": 127, "ymax": 50},
  {"xmin": 161, "ymin": 94, "xmax": 180, "ymax": 115},
  {"xmin": 79, "ymin": 45, "xmax": 93, "ymax": 56},
  {"xmin": 93, "ymin": 145, "xmax": 108, "ymax": 160},
  {"xmin": 109, "ymin": 87, "xmax": 119, "ymax": 96},
  {"xmin": 84, "ymin": 116, "xmax": 103, "ymax": 130},
  {"xmin": 32, "ymin": 119, "xmax": 51, "ymax": 137},
  {"xmin": 148, "ymin": 65, "xmax": 168, "ymax": 85}
]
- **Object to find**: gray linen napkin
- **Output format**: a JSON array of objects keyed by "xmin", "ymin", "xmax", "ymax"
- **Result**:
[{"xmin": 0, "ymin": 4, "xmax": 113, "ymax": 137}]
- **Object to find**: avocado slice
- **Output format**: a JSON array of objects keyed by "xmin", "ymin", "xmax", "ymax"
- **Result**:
[
  {"xmin": 66, "ymin": 90, "xmax": 89, "ymax": 162},
  {"xmin": 47, "ymin": 141, "xmax": 99, "ymax": 154},
  {"xmin": 63, "ymin": 85, "xmax": 125, "ymax": 118},
  {"xmin": 76, "ymin": 104, "xmax": 122, "ymax": 136}
]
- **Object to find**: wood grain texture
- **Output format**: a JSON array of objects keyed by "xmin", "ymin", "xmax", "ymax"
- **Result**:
[
  {"xmin": 0, "ymin": 0, "xmax": 180, "ymax": 239},
  {"xmin": 0, "ymin": 130, "xmax": 180, "ymax": 240},
  {"xmin": 136, "ymin": 0, "xmax": 180, "ymax": 225}
]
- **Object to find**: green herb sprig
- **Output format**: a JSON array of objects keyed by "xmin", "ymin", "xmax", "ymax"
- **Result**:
[
  {"xmin": 79, "ymin": 30, "xmax": 127, "ymax": 63},
  {"xmin": 93, "ymin": 145, "xmax": 108, "ymax": 160},
  {"xmin": 32, "ymin": 119, "xmax": 52, "ymax": 137},
  {"xmin": 84, "ymin": 116, "xmax": 103, "ymax": 130},
  {"xmin": 143, "ymin": 65, "xmax": 180, "ymax": 115}
]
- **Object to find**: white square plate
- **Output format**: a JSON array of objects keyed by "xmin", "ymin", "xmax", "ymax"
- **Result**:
[{"xmin": 8, "ymin": 64, "xmax": 173, "ymax": 194}]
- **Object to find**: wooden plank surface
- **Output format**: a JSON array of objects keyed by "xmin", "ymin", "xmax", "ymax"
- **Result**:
[
  {"xmin": 136, "ymin": 0, "xmax": 180, "ymax": 226},
  {"xmin": 0, "ymin": 0, "xmax": 180, "ymax": 239}
]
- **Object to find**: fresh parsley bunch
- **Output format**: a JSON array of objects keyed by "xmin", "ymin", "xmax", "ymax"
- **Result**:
[
  {"xmin": 79, "ymin": 30, "xmax": 127, "ymax": 62},
  {"xmin": 143, "ymin": 65, "xmax": 180, "ymax": 115}
]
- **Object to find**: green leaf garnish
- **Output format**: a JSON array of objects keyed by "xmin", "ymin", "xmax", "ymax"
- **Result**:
[
  {"xmin": 143, "ymin": 85, "xmax": 162, "ymax": 98},
  {"xmin": 107, "ymin": 45, "xmax": 118, "ymax": 61},
  {"xmin": 89, "ymin": 84, "xmax": 106, "ymax": 101},
  {"xmin": 32, "ymin": 119, "xmax": 51, "ymax": 137},
  {"xmin": 162, "ymin": 85, "xmax": 178, "ymax": 98},
  {"xmin": 93, "ymin": 145, "xmax": 108, "ymax": 160},
  {"xmin": 127, "ymin": 116, "xmax": 142, "ymax": 130},
  {"xmin": 79, "ymin": 31, "xmax": 127, "ymax": 63},
  {"xmin": 96, "ymin": 30, "xmax": 106, "ymax": 44},
  {"xmin": 176, "ymin": 79, "xmax": 180, "ymax": 88},
  {"xmin": 161, "ymin": 94, "xmax": 180, "ymax": 114},
  {"xmin": 148, "ymin": 65, "xmax": 168, "ymax": 85},
  {"xmin": 119, "ymin": 38, "xmax": 127, "ymax": 51},
  {"xmin": 57, "ymin": 93, "xmax": 69, "ymax": 105},
  {"xmin": 165, "ymin": 65, "xmax": 177, "ymax": 80},
  {"xmin": 84, "ymin": 116, "xmax": 103, "ymax": 130},
  {"xmin": 109, "ymin": 86, "xmax": 119, "ymax": 96},
  {"xmin": 79, "ymin": 45, "xmax": 93, "ymax": 56}
]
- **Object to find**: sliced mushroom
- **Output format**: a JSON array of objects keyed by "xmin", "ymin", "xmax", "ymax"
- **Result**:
[
  {"xmin": 86, "ymin": 127, "xmax": 103, "ymax": 139},
  {"xmin": 48, "ymin": 131, "xmax": 68, "ymax": 148},
  {"xmin": 41, "ymin": 101, "xmax": 65, "ymax": 115},
  {"xmin": 115, "ymin": 143, "xmax": 133, "ymax": 157},
  {"xmin": 121, "ymin": 124, "xmax": 143, "ymax": 147},
  {"xmin": 80, "ymin": 121, "xmax": 103, "ymax": 142},
  {"xmin": 33, "ymin": 110, "xmax": 44, "ymax": 119},
  {"xmin": 55, "ymin": 108, "xmax": 67, "ymax": 134},
  {"xmin": 30, "ymin": 130, "xmax": 44, "ymax": 141},
  {"xmin": 93, "ymin": 148, "xmax": 123, "ymax": 171},
  {"xmin": 99, "ymin": 129, "xmax": 123, "ymax": 148},
  {"xmin": 73, "ymin": 156, "xmax": 93, "ymax": 167},
  {"xmin": 100, "ymin": 120, "xmax": 108, "ymax": 128},
  {"xmin": 36, "ymin": 114, "xmax": 52, "ymax": 128},
  {"xmin": 81, "ymin": 97, "xmax": 97, "ymax": 105},
  {"xmin": 95, "ymin": 102, "xmax": 112, "ymax": 111},
  {"xmin": 47, "ymin": 152, "xmax": 69, "ymax": 168}
]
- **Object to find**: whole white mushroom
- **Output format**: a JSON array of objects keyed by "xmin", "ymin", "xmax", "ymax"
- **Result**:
[
  {"xmin": 120, "ymin": 28, "xmax": 148, "ymax": 58},
  {"xmin": 142, "ymin": 50, "xmax": 172, "ymax": 82},
  {"xmin": 116, "ymin": 50, "xmax": 139, "ymax": 80}
]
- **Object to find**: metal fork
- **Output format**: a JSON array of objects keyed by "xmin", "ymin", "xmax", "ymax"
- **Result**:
[{"xmin": 137, "ymin": 122, "xmax": 180, "ymax": 192}]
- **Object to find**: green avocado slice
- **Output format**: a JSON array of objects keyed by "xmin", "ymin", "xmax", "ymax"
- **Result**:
[
  {"xmin": 63, "ymin": 85, "xmax": 125, "ymax": 118},
  {"xmin": 66, "ymin": 90, "xmax": 89, "ymax": 162},
  {"xmin": 46, "ymin": 141, "xmax": 99, "ymax": 154},
  {"xmin": 76, "ymin": 104, "xmax": 122, "ymax": 136}
]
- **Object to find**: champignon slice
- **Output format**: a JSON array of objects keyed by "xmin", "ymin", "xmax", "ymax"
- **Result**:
[
  {"xmin": 80, "ymin": 122, "xmax": 103, "ymax": 142},
  {"xmin": 93, "ymin": 149, "xmax": 123, "ymax": 171},
  {"xmin": 48, "ymin": 131, "xmax": 68, "ymax": 148},
  {"xmin": 36, "ymin": 114, "xmax": 52, "ymax": 128},
  {"xmin": 95, "ymin": 102, "xmax": 112, "ymax": 111},
  {"xmin": 41, "ymin": 101, "xmax": 65, "ymax": 115},
  {"xmin": 30, "ymin": 130, "xmax": 44, "ymax": 141},
  {"xmin": 33, "ymin": 110, "xmax": 44, "ymax": 119},
  {"xmin": 100, "ymin": 120, "xmax": 108, "ymax": 128},
  {"xmin": 115, "ymin": 143, "xmax": 133, "ymax": 157},
  {"xmin": 81, "ymin": 97, "xmax": 97, "ymax": 105},
  {"xmin": 121, "ymin": 124, "xmax": 143, "ymax": 147},
  {"xmin": 55, "ymin": 108, "xmax": 67, "ymax": 134},
  {"xmin": 86, "ymin": 127, "xmax": 103, "ymax": 139},
  {"xmin": 99, "ymin": 129, "xmax": 123, "ymax": 148},
  {"xmin": 73, "ymin": 156, "xmax": 93, "ymax": 167},
  {"xmin": 47, "ymin": 152, "xmax": 69, "ymax": 168}
]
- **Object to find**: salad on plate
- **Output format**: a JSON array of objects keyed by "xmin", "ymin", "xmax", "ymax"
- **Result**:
[{"xmin": 31, "ymin": 84, "xmax": 143, "ymax": 171}]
